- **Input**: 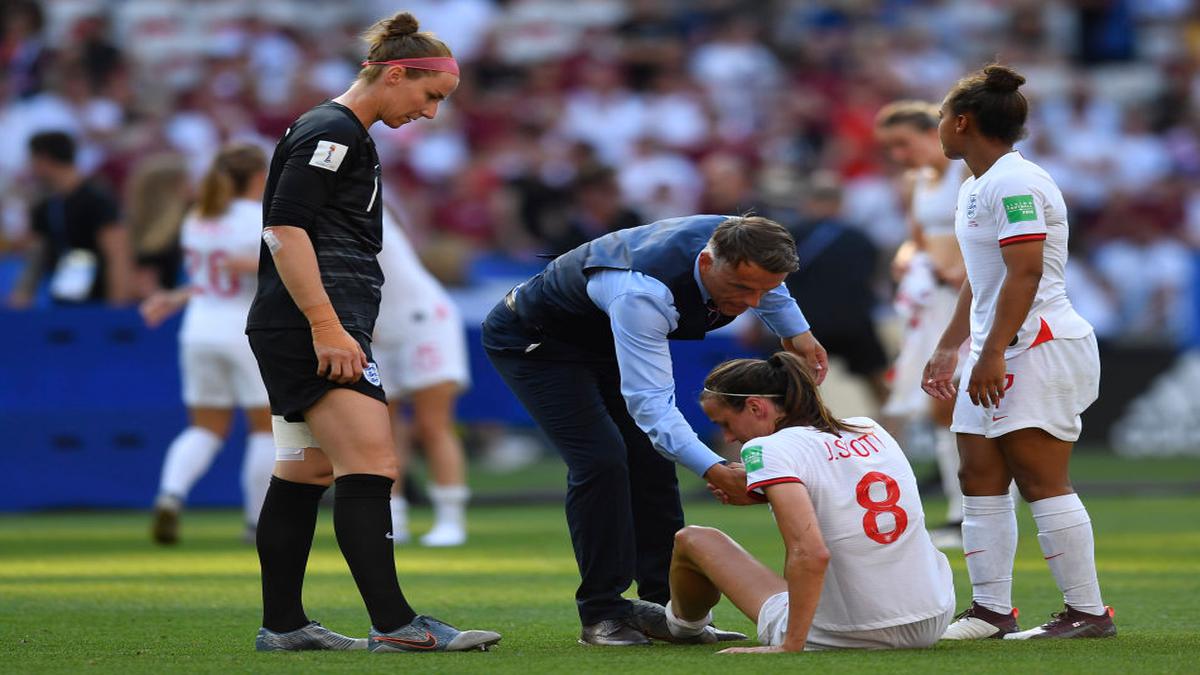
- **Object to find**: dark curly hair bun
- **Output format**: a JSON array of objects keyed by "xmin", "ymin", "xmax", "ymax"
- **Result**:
[{"xmin": 983, "ymin": 65, "xmax": 1025, "ymax": 93}]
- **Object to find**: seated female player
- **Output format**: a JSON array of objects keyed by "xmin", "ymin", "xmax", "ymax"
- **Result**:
[{"xmin": 653, "ymin": 352, "xmax": 955, "ymax": 652}]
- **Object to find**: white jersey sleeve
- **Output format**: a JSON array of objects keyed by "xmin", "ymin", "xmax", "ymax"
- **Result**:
[
  {"xmin": 743, "ymin": 434, "xmax": 808, "ymax": 495},
  {"xmin": 988, "ymin": 172, "xmax": 1049, "ymax": 248}
]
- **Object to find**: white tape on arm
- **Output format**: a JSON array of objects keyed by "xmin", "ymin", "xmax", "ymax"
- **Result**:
[{"xmin": 262, "ymin": 229, "xmax": 282, "ymax": 254}]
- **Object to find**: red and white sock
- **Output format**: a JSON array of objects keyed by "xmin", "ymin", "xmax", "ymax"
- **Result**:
[
  {"xmin": 962, "ymin": 494, "xmax": 1017, "ymax": 614},
  {"xmin": 1030, "ymin": 493, "xmax": 1105, "ymax": 616}
]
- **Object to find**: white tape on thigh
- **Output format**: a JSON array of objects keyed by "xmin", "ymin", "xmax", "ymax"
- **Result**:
[
  {"xmin": 262, "ymin": 229, "xmax": 282, "ymax": 254},
  {"xmin": 271, "ymin": 415, "xmax": 319, "ymax": 451}
]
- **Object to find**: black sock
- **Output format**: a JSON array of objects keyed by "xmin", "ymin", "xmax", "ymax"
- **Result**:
[
  {"xmin": 257, "ymin": 476, "xmax": 327, "ymax": 632},
  {"xmin": 334, "ymin": 474, "xmax": 417, "ymax": 632}
]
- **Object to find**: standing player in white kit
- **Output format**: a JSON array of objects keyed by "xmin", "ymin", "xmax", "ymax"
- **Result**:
[
  {"xmin": 875, "ymin": 100, "xmax": 969, "ymax": 548},
  {"xmin": 373, "ymin": 204, "xmax": 472, "ymax": 547},
  {"xmin": 650, "ymin": 352, "xmax": 954, "ymax": 653},
  {"xmin": 924, "ymin": 65, "xmax": 1115, "ymax": 640},
  {"xmin": 141, "ymin": 143, "xmax": 275, "ymax": 545}
]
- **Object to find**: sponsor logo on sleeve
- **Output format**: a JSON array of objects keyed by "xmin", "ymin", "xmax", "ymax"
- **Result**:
[
  {"xmin": 1002, "ymin": 194, "xmax": 1037, "ymax": 223},
  {"xmin": 309, "ymin": 140, "xmax": 349, "ymax": 172},
  {"xmin": 741, "ymin": 445, "xmax": 765, "ymax": 473}
]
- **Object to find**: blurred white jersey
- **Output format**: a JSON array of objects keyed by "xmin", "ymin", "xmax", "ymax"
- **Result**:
[
  {"xmin": 744, "ymin": 417, "xmax": 955, "ymax": 632},
  {"xmin": 374, "ymin": 207, "xmax": 470, "ymax": 394},
  {"xmin": 375, "ymin": 207, "xmax": 449, "ymax": 337},
  {"xmin": 911, "ymin": 162, "xmax": 964, "ymax": 237},
  {"xmin": 955, "ymin": 152, "xmax": 1092, "ymax": 358},
  {"xmin": 179, "ymin": 199, "xmax": 262, "ymax": 346}
]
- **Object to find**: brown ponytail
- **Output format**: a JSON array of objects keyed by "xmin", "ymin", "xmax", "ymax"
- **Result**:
[
  {"xmin": 358, "ymin": 12, "xmax": 452, "ymax": 82},
  {"xmin": 702, "ymin": 352, "xmax": 867, "ymax": 437},
  {"xmin": 196, "ymin": 143, "xmax": 266, "ymax": 219}
]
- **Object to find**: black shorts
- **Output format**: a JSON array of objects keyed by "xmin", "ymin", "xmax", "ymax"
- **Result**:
[
  {"xmin": 812, "ymin": 322, "xmax": 889, "ymax": 377},
  {"xmin": 247, "ymin": 328, "xmax": 387, "ymax": 422}
]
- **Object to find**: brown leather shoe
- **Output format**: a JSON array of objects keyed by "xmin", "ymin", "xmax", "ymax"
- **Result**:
[{"xmin": 578, "ymin": 619, "xmax": 651, "ymax": 646}]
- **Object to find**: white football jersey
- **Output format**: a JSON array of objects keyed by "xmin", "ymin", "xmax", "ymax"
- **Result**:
[
  {"xmin": 374, "ymin": 205, "xmax": 456, "ymax": 341},
  {"xmin": 178, "ymin": 199, "xmax": 262, "ymax": 345},
  {"xmin": 955, "ymin": 152, "xmax": 1093, "ymax": 358},
  {"xmin": 743, "ymin": 417, "xmax": 954, "ymax": 632},
  {"xmin": 911, "ymin": 162, "xmax": 964, "ymax": 237}
]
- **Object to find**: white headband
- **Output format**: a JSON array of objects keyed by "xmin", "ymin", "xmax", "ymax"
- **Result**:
[{"xmin": 702, "ymin": 388, "xmax": 782, "ymax": 398}]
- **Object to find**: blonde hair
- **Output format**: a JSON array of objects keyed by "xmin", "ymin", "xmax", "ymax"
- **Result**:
[
  {"xmin": 875, "ymin": 100, "xmax": 939, "ymax": 131},
  {"xmin": 126, "ymin": 154, "xmax": 190, "ymax": 255},
  {"xmin": 195, "ymin": 143, "xmax": 266, "ymax": 219},
  {"xmin": 702, "ymin": 352, "xmax": 868, "ymax": 437},
  {"xmin": 358, "ymin": 12, "xmax": 452, "ymax": 82}
]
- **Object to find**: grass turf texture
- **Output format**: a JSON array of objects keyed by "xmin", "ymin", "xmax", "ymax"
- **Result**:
[{"xmin": 2, "ymin": 471, "xmax": 1199, "ymax": 673}]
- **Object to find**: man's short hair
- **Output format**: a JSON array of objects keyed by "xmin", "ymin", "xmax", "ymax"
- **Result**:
[
  {"xmin": 709, "ymin": 215, "xmax": 799, "ymax": 274},
  {"xmin": 29, "ymin": 131, "xmax": 76, "ymax": 165}
]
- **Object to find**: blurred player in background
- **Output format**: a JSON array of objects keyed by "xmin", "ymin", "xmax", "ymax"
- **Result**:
[
  {"xmin": 646, "ymin": 352, "xmax": 953, "ymax": 652},
  {"xmin": 244, "ymin": 12, "xmax": 500, "ymax": 652},
  {"xmin": 875, "ymin": 101, "xmax": 969, "ymax": 548},
  {"xmin": 140, "ymin": 142, "xmax": 274, "ymax": 546},
  {"xmin": 925, "ymin": 65, "xmax": 1114, "ymax": 640},
  {"xmin": 374, "ymin": 204, "xmax": 471, "ymax": 547}
]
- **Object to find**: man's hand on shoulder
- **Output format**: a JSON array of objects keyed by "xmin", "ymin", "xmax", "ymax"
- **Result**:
[{"xmin": 781, "ymin": 331, "xmax": 828, "ymax": 385}]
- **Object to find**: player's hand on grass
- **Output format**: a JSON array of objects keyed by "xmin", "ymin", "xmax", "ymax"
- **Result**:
[
  {"xmin": 718, "ymin": 645, "xmax": 789, "ymax": 654},
  {"xmin": 311, "ymin": 320, "xmax": 368, "ymax": 384},
  {"xmin": 922, "ymin": 346, "xmax": 959, "ymax": 400},
  {"xmin": 781, "ymin": 331, "xmax": 828, "ymax": 385},
  {"xmin": 966, "ymin": 350, "xmax": 1007, "ymax": 408}
]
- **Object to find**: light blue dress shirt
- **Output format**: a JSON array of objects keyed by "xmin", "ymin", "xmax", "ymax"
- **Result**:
[{"xmin": 584, "ymin": 256, "xmax": 811, "ymax": 477}]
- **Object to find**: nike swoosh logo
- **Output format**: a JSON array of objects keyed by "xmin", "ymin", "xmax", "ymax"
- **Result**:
[
  {"xmin": 375, "ymin": 631, "xmax": 438, "ymax": 649},
  {"xmin": 992, "ymin": 415, "xmax": 1009, "ymax": 421},
  {"xmin": 964, "ymin": 549, "xmax": 986, "ymax": 557},
  {"xmin": 1044, "ymin": 552, "xmax": 1065, "ymax": 560}
]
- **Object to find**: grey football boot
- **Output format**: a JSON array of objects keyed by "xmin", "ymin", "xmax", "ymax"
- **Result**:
[
  {"xmin": 629, "ymin": 599, "xmax": 748, "ymax": 644},
  {"xmin": 369, "ymin": 615, "xmax": 502, "ymax": 652},
  {"xmin": 255, "ymin": 621, "xmax": 368, "ymax": 651}
]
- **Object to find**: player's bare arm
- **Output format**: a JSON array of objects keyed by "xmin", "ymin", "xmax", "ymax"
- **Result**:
[
  {"xmin": 263, "ymin": 225, "xmax": 367, "ymax": 384},
  {"xmin": 923, "ymin": 279, "xmax": 973, "ymax": 400},
  {"xmin": 720, "ymin": 481, "xmax": 828, "ymax": 654},
  {"xmin": 967, "ymin": 239, "xmax": 1042, "ymax": 408}
]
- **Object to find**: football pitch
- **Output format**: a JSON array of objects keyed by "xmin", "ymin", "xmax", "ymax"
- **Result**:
[{"xmin": 2, "ymin": 459, "xmax": 1198, "ymax": 674}]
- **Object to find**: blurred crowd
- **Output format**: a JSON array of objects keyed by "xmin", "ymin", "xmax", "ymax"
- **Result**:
[{"xmin": 2, "ymin": 0, "xmax": 1199, "ymax": 347}]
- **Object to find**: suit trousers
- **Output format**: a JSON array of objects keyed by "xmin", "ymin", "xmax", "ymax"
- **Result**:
[{"xmin": 486, "ymin": 342, "xmax": 685, "ymax": 625}]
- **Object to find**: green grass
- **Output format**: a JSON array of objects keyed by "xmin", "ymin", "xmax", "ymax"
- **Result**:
[{"xmin": 2, "ymin": 487, "xmax": 1199, "ymax": 674}]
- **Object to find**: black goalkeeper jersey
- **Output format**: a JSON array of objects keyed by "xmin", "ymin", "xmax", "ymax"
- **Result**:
[{"xmin": 246, "ymin": 101, "xmax": 384, "ymax": 337}]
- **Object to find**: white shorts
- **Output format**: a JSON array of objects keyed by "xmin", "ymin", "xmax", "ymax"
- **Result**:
[
  {"xmin": 756, "ymin": 593, "xmax": 953, "ymax": 650},
  {"xmin": 951, "ymin": 333, "xmax": 1100, "ymax": 442},
  {"xmin": 374, "ymin": 300, "xmax": 470, "ymax": 396},
  {"xmin": 181, "ymin": 340, "xmax": 269, "ymax": 408},
  {"xmin": 884, "ymin": 284, "xmax": 961, "ymax": 418}
]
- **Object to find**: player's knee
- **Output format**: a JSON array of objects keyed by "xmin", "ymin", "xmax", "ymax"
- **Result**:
[
  {"xmin": 1013, "ymin": 477, "xmax": 1071, "ymax": 503},
  {"xmin": 674, "ymin": 525, "xmax": 717, "ymax": 553}
]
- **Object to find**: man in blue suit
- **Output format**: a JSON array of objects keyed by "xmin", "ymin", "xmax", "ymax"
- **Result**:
[{"xmin": 482, "ymin": 215, "xmax": 828, "ymax": 645}]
